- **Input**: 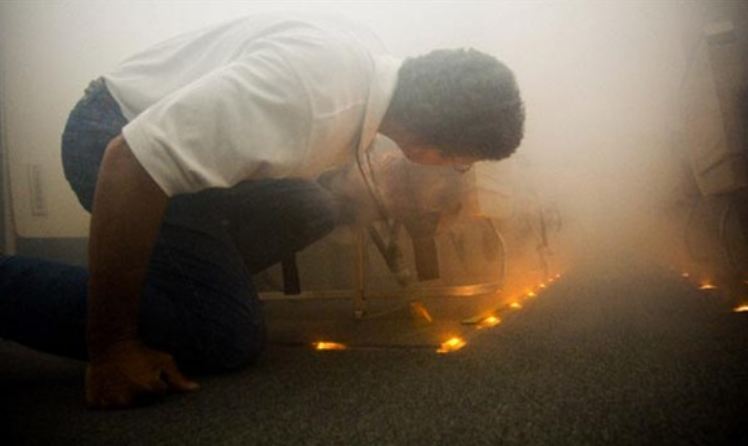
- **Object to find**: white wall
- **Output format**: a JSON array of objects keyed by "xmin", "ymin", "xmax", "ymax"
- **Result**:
[{"xmin": 0, "ymin": 0, "xmax": 686, "ymax": 241}]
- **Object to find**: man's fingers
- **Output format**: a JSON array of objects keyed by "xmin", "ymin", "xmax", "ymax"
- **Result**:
[
  {"xmin": 107, "ymin": 394, "xmax": 135, "ymax": 409},
  {"xmin": 160, "ymin": 361, "xmax": 200, "ymax": 392},
  {"xmin": 87, "ymin": 391, "xmax": 136, "ymax": 410},
  {"xmin": 144, "ymin": 376, "xmax": 169, "ymax": 395}
]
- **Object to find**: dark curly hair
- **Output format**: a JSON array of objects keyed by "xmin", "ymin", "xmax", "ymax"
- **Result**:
[{"xmin": 387, "ymin": 48, "xmax": 525, "ymax": 160}]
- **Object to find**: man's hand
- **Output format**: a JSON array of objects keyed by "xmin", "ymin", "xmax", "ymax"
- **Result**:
[
  {"xmin": 85, "ymin": 135, "xmax": 182, "ymax": 409},
  {"xmin": 86, "ymin": 340, "xmax": 199, "ymax": 409}
]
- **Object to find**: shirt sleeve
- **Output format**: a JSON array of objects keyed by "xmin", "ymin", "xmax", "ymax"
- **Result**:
[{"xmin": 122, "ymin": 48, "xmax": 311, "ymax": 196}]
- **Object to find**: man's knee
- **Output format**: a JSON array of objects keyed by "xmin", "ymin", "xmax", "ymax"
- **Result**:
[
  {"xmin": 288, "ymin": 182, "xmax": 340, "ymax": 244},
  {"xmin": 176, "ymin": 307, "xmax": 267, "ymax": 374},
  {"xmin": 208, "ymin": 317, "xmax": 267, "ymax": 372},
  {"xmin": 222, "ymin": 179, "xmax": 341, "ymax": 273}
]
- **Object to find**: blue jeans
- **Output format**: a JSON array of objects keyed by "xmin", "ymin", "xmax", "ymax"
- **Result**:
[{"xmin": 1, "ymin": 78, "xmax": 340, "ymax": 372}]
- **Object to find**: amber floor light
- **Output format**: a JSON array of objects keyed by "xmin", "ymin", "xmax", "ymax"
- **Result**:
[
  {"xmin": 437, "ymin": 337, "xmax": 466, "ymax": 354},
  {"xmin": 477, "ymin": 315, "xmax": 501, "ymax": 329},
  {"xmin": 313, "ymin": 341, "xmax": 347, "ymax": 351}
]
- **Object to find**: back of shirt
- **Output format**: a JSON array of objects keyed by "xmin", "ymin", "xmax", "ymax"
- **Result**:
[
  {"xmin": 101, "ymin": 13, "xmax": 400, "ymax": 196},
  {"xmin": 105, "ymin": 13, "xmax": 385, "ymax": 120}
]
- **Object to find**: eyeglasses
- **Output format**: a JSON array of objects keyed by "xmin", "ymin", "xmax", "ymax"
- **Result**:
[
  {"xmin": 452, "ymin": 163, "xmax": 473, "ymax": 173},
  {"xmin": 447, "ymin": 154, "xmax": 478, "ymax": 173}
]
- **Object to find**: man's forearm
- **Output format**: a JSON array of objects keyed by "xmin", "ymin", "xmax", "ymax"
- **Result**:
[{"xmin": 87, "ymin": 135, "xmax": 169, "ymax": 358}]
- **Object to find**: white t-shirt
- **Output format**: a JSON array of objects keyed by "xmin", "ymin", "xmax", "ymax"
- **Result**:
[{"xmin": 103, "ymin": 13, "xmax": 401, "ymax": 196}]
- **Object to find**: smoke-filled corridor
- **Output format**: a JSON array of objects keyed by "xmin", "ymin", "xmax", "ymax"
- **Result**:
[
  {"xmin": 4, "ymin": 251, "xmax": 747, "ymax": 444},
  {"xmin": 1, "ymin": 0, "xmax": 747, "ymax": 443}
]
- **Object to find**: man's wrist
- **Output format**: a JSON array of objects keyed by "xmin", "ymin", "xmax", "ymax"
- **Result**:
[
  {"xmin": 86, "ymin": 271, "xmax": 142, "ymax": 359},
  {"xmin": 87, "ymin": 338, "xmax": 143, "ymax": 363}
]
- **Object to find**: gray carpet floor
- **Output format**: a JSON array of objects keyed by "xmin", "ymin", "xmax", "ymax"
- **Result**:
[{"xmin": 2, "ymin": 252, "xmax": 747, "ymax": 445}]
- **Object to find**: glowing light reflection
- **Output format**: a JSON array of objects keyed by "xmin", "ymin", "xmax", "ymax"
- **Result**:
[
  {"xmin": 437, "ymin": 337, "xmax": 467, "ymax": 354},
  {"xmin": 509, "ymin": 302, "xmax": 523, "ymax": 309},
  {"xmin": 699, "ymin": 283, "xmax": 717, "ymax": 290},
  {"xmin": 314, "ymin": 341, "xmax": 347, "ymax": 351},
  {"xmin": 477, "ymin": 315, "xmax": 501, "ymax": 329},
  {"xmin": 409, "ymin": 301, "xmax": 433, "ymax": 323},
  {"xmin": 681, "ymin": 272, "xmax": 690, "ymax": 278},
  {"xmin": 734, "ymin": 305, "xmax": 748, "ymax": 313},
  {"xmin": 526, "ymin": 291, "xmax": 537, "ymax": 298}
]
